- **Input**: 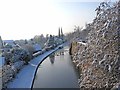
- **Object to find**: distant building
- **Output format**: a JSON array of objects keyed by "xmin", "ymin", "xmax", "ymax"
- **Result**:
[
  {"xmin": 14, "ymin": 40, "xmax": 27, "ymax": 46},
  {"xmin": 60, "ymin": 27, "xmax": 64, "ymax": 41},
  {"xmin": 44, "ymin": 28, "xmax": 65, "ymax": 48},
  {"xmin": 33, "ymin": 44, "xmax": 42, "ymax": 53},
  {"xmin": 45, "ymin": 35, "xmax": 55, "ymax": 47},
  {"xmin": 59, "ymin": 27, "xmax": 64, "ymax": 38},
  {"xmin": 3, "ymin": 40, "xmax": 19, "ymax": 51},
  {"xmin": 3, "ymin": 40, "xmax": 16, "ymax": 47},
  {"xmin": 54, "ymin": 36, "xmax": 63, "ymax": 45},
  {"xmin": 58, "ymin": 27, "xmax": 65, "ymax": 43},
  {"xmin": 58, "ymin": 27, "xmax": 61, "ymax": 38}
]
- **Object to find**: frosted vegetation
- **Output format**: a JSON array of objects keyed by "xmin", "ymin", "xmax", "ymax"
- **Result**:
[
  {"xmin": 69, "ymin": 1, "xmax": 120, "ymax": 89},
  {"xmin": 0, "ymin": 0, "xmax": 119, "ymax": 89},
  {"xmin": 0, "ymin": 31, "xmax": 65, "ymax": 88}
]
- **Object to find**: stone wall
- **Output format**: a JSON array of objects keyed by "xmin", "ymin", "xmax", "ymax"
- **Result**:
[
  {"xmin": 70, "ymin": 1, "xmax": 120, "ymax": 89},
  {"xmin": 69, "ymin": 41, "xmax": 79, "ymax": 55}
]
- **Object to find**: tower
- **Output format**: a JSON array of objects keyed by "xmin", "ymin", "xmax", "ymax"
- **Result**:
[
  {"xmin": 61, "ymin": 27, "xmax": 64, "ymax": 41},
  {"xmin": 61, "ymin": 27, "xmax": 63, "ymax": 37},
  {"xmin": 58, "ymin": 27, "xmax": 61, "ymax": 38}
]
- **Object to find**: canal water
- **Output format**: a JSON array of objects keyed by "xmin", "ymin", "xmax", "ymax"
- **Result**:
[{"xmin": 33, "ymin": 46, "xmax": 79, "ymax": 88}]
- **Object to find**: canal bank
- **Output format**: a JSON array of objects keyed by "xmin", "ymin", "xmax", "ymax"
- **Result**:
[
  {"xmin": 7, "ymin": 45, "xmax": 62, "ymax": 88},
  {"xmin": 33, "ymin": 46, "xmax": 79, "ymax": 88}
]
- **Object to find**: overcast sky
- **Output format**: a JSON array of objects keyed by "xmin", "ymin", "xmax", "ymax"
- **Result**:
[{"xmin": 0, "ymin": 0, "xmax": 118, "ymax": 40}]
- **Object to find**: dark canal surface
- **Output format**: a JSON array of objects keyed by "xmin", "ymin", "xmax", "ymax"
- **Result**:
[{"xmin": 33, "ymin": 46, "xmax": 79, "ymax": 88}]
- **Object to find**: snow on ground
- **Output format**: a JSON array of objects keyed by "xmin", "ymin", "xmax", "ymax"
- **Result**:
[
  {"xmin": 78, "ymin": 41, "xmax": 87, "ymax": 46},
  {"xmin": 7, "ymin": 46, "xmax": 60, "ymax": 88}
]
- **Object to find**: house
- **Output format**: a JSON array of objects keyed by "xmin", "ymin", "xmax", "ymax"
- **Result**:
[
  {"xmin": 44, "ymin": 35, "xmax": 56, "ymax": 51},
  {"xmin": 33, "ymin": 44, "xmax": 42, "ymax": 53},
  {"xmin": 3, "ymin": 40, "xmax": 21, "ymax": 52},
  {"xmin": 54, "ymin": 36, "xmax": 63, "ymax": 45},
  {"xmin": 46, "ymin": 35, "xmax": 54, "ymax": 47},
  {"xmin": 14, "ymin": 40, "xmax": 27, "ymax": 46},
  {"xmin": 3, "ymin": 40, "xmax": 16, "ymax": 47}
]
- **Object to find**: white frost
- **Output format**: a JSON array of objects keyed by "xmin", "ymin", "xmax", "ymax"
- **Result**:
[{"xmin": 7, "ymin": 46, "xmax": 60, "ymax": 88}]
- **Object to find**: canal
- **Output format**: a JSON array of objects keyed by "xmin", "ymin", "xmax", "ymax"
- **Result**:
[{"xmin": 33, "ymin": 46, "xmax": 79, "ymax": 88}]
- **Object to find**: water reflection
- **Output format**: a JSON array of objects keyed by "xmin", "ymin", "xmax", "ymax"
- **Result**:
[
  {"xmin": 55, "ymin": 49, "xmax": 64, "ymax": 56},
  {"xmin": 33, "ymin": 46, "xmax": 79, "ymax": 88},
  {"xmin": 49, "ymin": 49, "xmax": 64, "ymax": 65},
  {"xmin": 59, "ymin": 51, "xmax": 64, "ymax": 55},
  {"xmin": 49, "ymin": 53, "xmax": 55, "ymax": 64}
]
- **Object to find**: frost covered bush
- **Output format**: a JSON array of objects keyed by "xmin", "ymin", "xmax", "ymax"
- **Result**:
[
  {"xmin": 2, "ymin": 51, "xmax": 13, "ymax": 65},
  {"xmin": 70, "ymin": 1, "xmax": 120, "ymax": 89},
  {"xmin": 21, "ymin": 44, "xmax": 35, "ymax": 64}
]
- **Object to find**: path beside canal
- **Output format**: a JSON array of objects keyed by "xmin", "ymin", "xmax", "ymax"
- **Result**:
[{"xmin": 7, "ymin": 46, "xmax": 60, "ymax": 88}]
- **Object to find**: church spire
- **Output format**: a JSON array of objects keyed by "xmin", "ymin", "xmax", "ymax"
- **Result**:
[
  {"xmin": 61, "ymin": 27, "xmax": 63, "ymax": 36},
  {"xmin": 58, "ymin": 27, "xmax": 61, "ymax": 37}
]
